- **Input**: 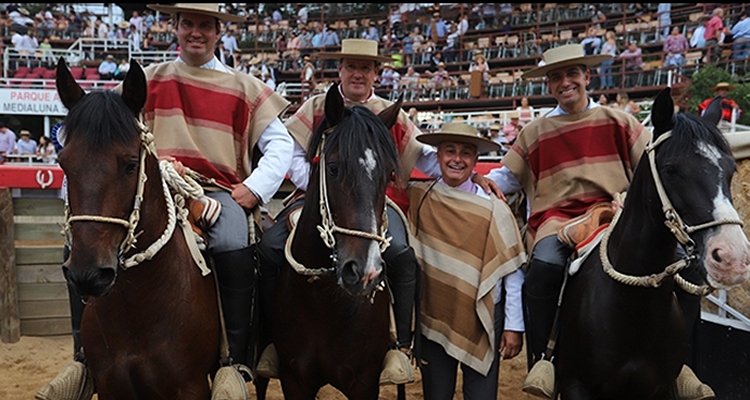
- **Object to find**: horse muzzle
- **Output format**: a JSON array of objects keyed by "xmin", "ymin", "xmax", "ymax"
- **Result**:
[
  {"xmin": 703, "ymin": 225, "xmax": 750, "ymax": 290},
  {"xmin": 337, "ymin": 242, "xmax": 385, "ymax": 297},
  {"xmin": 63, "ymin": 261, "xmax": 118, "ymax": 298}
]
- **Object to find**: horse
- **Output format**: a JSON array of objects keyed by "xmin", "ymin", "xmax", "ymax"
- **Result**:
[
  {"xmin": 55, "ymin": 57, "xmax": 220, "ymax": 399},
  {"xmin": 554, "ymin": 87, "xmax": 750, "ymax": 399},
  {"xmin": 270, "ymin": 84, "xmax": 401, "ymax": 399}
]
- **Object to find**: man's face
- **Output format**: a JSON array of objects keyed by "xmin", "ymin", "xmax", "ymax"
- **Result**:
[
  {"xmin": 338, "ymin": 58, "xmax": 377, "ymax": 102},
  {"xmin": 716, "ymin": 89, "xmax": 729, "ymax": 97},
  {"xmin": 546, "ymin": 65, "xmax": 590, "ymax": 114},
  {"xmin": 176, "ymin": 12, "xmax": 221, "ymax": 66},
  {"xmin": 437, "ymin": 141, "xmax": 477, "ymax": 187}
]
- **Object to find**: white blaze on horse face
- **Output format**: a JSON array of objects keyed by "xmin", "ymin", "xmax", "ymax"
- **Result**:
[
  {"xmin": 697, "ymin": 141, "xmax": 722, "ymax": 168},
  {"xmin": 362, "ymin": 217, "xmax": 383, "ymax": 288},
  {"xmin": 702, "ymin": 148, "xmax": 750, "ymax": 289},
  {"xmin": 359, "ymin": 148, "xmax": 377, "ymax": 181}
]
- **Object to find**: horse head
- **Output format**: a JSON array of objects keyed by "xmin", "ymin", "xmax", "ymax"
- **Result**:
[
  {"xmin": 650, "ymin": 87, "xmax": 750, "ymax": 290},
  {"xmin": 303, "ymin": 83, "xmax": 401, "ymax": 296},
  {"xmin": 56, "ymin": 57, "xmax": 155, "ymax": 298}
]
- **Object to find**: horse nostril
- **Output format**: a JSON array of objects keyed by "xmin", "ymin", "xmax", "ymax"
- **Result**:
[
  {"xmin": 341, "ymin": 260, "xmax": 361, "ymax": 287},
  {"xmin": 712, "ymin": 248, "xmax": 722, "ymax": 263}
]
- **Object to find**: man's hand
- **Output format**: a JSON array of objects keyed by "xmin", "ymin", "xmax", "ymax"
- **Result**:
[
  {"xmin": 499, "ymin": 330, "xmax": 523, "ymax": 360},
  {"xmin": 159, "ymin": 155, "xmax": 186, "ymax": 176},
  {"xmin": 471, "ymin": 173, "xmax": 506, "ymax": 201},
  {"xmin": 232, "ymin": 183, "xmax": 259, "ymax": 211}
]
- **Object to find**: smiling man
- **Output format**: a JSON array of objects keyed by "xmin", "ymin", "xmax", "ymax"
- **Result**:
[{"xmin": 486, "ymin": 44, "xmax": 713, "ymax": 400}]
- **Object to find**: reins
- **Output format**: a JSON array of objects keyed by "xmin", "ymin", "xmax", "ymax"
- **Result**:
[{"xmin": 600, "ymin": 130, "xmax": 744, "ymax": 295}]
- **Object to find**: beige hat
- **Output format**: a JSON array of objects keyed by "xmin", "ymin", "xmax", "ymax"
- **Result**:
[
  {"xmin": 382, "ymin": 62, "xmax": 393, "ymax": 70},
  {"xmin": 118, "ymin": 21, "xmax": 130, "ymax": 29},
  {"xmin": 508, "ymin": 111, "xmax": 519, "ymax": 119},
  {"xmin": 489, "ymin": 124, "xmax": 501, "ymax": 131},
  {"xmin": 313, "ymin": 38, "xmax": 392, "ymax": 62},
  {"xmin": 474, "ymin": 52, "xmax": 486, "ymax": 61},
  {"xmin": 522, "ymin": 44, "xmax": 612, "ymax": 79},
  {"xmin": 417, "ymin": 122, "xmax": 501, "ymax": 154},
  {"xmin": 437, "ymin": 62, "xmax": 446, "ymax": 68},
  {"xmin": 249, "ymin": 57, "xmax": 261, "ymax": 65},
  {"xmin": 147, "ymin": 3, "xmax": 245, "ymax": 23},
  {"xmin": 711, "ymin": 82, "xmax": 735, "ymax": 92},
  {"xmin": 20, "ymin": 129, "xmax": 31, "ymax": 136}
]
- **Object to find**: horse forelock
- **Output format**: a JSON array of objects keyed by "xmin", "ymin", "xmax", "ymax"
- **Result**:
[
  {"xmin": 664, "ymin": 113, "xmax": 732, "ymax": 159},
  {"xmin": 63, "ymin": 90, "xmax": 140, "ymax": 149}
]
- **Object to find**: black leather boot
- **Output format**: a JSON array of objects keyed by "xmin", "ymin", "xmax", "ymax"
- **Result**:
[{"xmin": 212, "ymin": 247, "xmax": 257, "ymax": 377}]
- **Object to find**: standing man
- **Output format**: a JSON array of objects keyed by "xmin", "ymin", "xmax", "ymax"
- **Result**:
[
  {"xmin": 0, "ymin": 122, "xmax": 17, "ymax": 163},
  {"xmin": 731, "ymin": 11, "xmax": 750, "ymax": 60},
  {"xmin": 703, "ymin": 7, "xmax": 727, "ymax": 64},
  {"xmin": 409, "ymin": 122, "xmax": 527, "ymax": 400},
  {"xmin": 36, "ymin": 4, "xmax": 293, "ymax": 400},
  {"xmin": 486, "ymin": 44, "xmax": 713, "ymax": 400},
  {"xmin": 256, "ymin": 38, "xmax": 444, "ymax": 385}
]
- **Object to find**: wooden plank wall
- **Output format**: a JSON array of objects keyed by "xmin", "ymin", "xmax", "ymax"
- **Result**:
[{"xmin": 13, "ymin": 196, "xmax": 70, "ymax": 337}]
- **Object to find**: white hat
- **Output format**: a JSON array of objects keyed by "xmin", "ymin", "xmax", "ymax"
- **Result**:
[
  {"xmin": 147, "ymin": 3, "xmax": 245, "ymax": 23},
  {"xmin": 313, "ymin": 38, "xmax": 392, "ymax": 63},
  {"xmin": 417, "ymin": 122, "xmax": 501, "ymax": 154},
  {"xmin": 523, "ymin": 44, "xmax": 612, "ymax": 79}
]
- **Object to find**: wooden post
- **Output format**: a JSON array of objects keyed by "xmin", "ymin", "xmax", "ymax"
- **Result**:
[{"xmin": 0, "ymin": 187, "xmax": 20, "ymax": 343}]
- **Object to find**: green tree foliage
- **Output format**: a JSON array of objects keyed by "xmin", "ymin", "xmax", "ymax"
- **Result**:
[{"xmin": 686, "ymin": 64, "xmax": 749, "ymax": 125}]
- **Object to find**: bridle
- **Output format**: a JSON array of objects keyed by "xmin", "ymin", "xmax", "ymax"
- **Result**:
[
  {"xmin": 285, "ymin": 126, "xmax": 391, "ymax": 277},
  {"xmin": 63, "ymin": 120, "xmax": 210, "ymax": 274},
  {"xmin": 600, "ymin": 130, "xmax": 744, "ymax": 295}
]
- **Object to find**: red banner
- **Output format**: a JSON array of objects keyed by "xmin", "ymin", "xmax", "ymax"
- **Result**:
[{"xmin": 0, "ymin": 165, "xmax": 64, "ymax": 189}]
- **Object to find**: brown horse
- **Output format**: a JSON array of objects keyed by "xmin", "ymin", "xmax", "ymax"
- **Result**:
[
  {"xmin": 55, "ymin": 57, "xmax": 220, "ymax": 399},
  {"xmin": 555, "ymin": 88, "xmax": 750, "ymax": 399},
  {"xmin": 271, "ymin": 84, "xmax": 401, "ymax": 399}
]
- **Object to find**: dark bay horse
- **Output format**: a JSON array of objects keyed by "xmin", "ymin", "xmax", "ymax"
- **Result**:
[
  {"xmin": 555, "ymin": 88, "xmax": 750, "ymax": 399},
  {"xmin": 55, "ymin": 58, "xmax": 220, "ymax": 399},
  {"xmin": 271, "ymin": 84, "xmax": 401, "ymax": 399}
]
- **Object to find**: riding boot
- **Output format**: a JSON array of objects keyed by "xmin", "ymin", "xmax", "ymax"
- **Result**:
[
  {"xmin": 255, "ymin": 247, "xmax": 281, "ymax": 379},
  {"xmin": 36, "ymin": 249, "xmax": 95, "ymax": 400},
  {"xmin": 521, "ymin": 289, "xmax": 559, "ymax": 399},
  {"xmin": 380, "ymin": 247, "xmax": 418, "ymax": 385},
  {"xmin": 212, "ymin": 247, "xmax": 257, "ymax": 381}
]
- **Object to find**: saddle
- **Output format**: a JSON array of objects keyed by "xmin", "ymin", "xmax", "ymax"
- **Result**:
[{"xmin": 557, "ymin": 202, "xmax": 615, "ymax": 249}]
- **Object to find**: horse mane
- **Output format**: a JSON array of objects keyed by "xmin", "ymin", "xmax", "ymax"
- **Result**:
[
  {"xmin": 306, "ymin": 105, "xmax": 400, "ymax": 188},
  {"xmin": 63, "ymin": 90, "xmax": 140, "ymax": 149},
  {"xmin": 660, "ymin": 112, "xmax": 732, "ymax": 158}
]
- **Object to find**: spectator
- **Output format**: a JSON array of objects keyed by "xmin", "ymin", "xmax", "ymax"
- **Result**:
[
  {"xmin": 443, "ymin": 24, "xmax": 461, "ymax": 63},
  {"xmin": 95, "ymin": 17, "xmax": 109, "ymax": 39},
  {"xmin": 698, "ymin": 82, "xmax": 743, "ymax": 123},
  {"xmin": 410, "ymin": 122, "xmax": 526, "ymax": 400},
  {"xmin": 128, "ymin": 24, "xmax": 141, "ymax": 53},
  {"xmin": 286, "ymin": 30, "xmax": 301, "ymax": 62},
  {"xmin": 15, "ymin": 129, "xmax": 37, "ymax": 156},
  {"xmin": 142, "ymin": 9, "xmax": 155, "ymax": 32},
  {"xmin": 115, "ymin": 21, "xmax": 130, "ymax": 43},
  {"xmin": 296, "ymin": 4, "xmax": 308, "ymax": 26},
  {"xmin": 482, "ymin": 3, "xmax": 498, "ymax": 28},
  {"xmin": 35, "ymin": 135, "xmax": 56, "ymax": 163},
  {"xmin": 458, "ymin": 13, "xmax": 469, "ymax": 36},
  {"xmin": 274, "ymin": 33, "xmax": 287, "ymax": 61},
  {"xmin": 598, "ymin": 30, "xmax": 617, "ymax": 89},
  {"xmin": 499, "ymin": 17, "xmax": 512, "ymax": 33},
  {"xmin": 363, "ymin": 21, "xmax": 379, "ymax": 41},
  {"xmin": 311, "ymin": 25, "xmax": 324, "ymax": 50},
  {"xmin": 214, "ymin": 40, "xmax": 230, "ymax": 66},
  {"xmin": 401, "ymin": 65, "xmax": 421, "ymax": 101},
  {"xmin": 429, "ymin": 50, "xmax": 443, "ymax": 70},
  {"xmin": 487, "ymin": 123, "xmax": 508, "ymax": 154},
  {"xmin": 502, "ymin": 112, "xmax": 523, "ymax": 144},
  {"xmin": 379, "ymin": 62, "xmax": 400, "ymax": 91},
  {"xmin": 731, "ymin": 12, "xmax": 750, "ymax": 60},
  {"xmin": 580, "ymin": 26, "xmax": 602, "ymax": 55},
  {"xmin": 427, "ymin": 12, "xmax": 447, "ymax": 45},
  {"xmin": 221, "ymin": 30, "xmax": 239, "ymax": 55},
  {"xmin": 596, "ymin": 93, "xmax": 610, "ymax": 106},
  {"xmin": 516, "ymin": 96, "xmax": 536, "ymax": 126},
  {"xmin": 300, "ymin": 55, "xmax": 316, "ymax": 101},
  {"xmin": 298, "ymin": 25, "xmax": 313, "ymax": 56},
  {"xmin": 633, "ymin": 3, "xmax": 650, "ymax": 24},
  {"xmin": 389, "ymin": 6, "xmax": 403, "ymax": 37},
  {"xmin": 98, "ymin": 54, "xmax": 118, "ymax": 80},
  {"xmin": 690, "ymin": 15, "xmax": 709, "ymax": 49},
  {"xmin": 657, "ymin": 3, "xmax": 672, "ymax": 40},
  {"xmin": 618, "ymin": 41, "xmax": 643, "ymax": 86},
  {"xmin": 662, "ymin": 26, "xmax": 690, "ymax": 67},
  {"xmin": 469, "ymin": 52, "xmax": 490, "ymax": 85},
  {"xmin": 426, "ymin": 61, "xmax": 450, "ymax": 98},
  {"xmin": 114, "ymin": 58, "xmax": 130, "ymax": 80},
  {"xmin": 704, "ymin": 7, "xmax": 727, "ymax": 63},
  {"xmin": 401, "ymin": 28, "xmax": 415, "ymax": 65},
  {"xmin": 322, "ymin": 25, "xmax": 340, "ymax": 49},
  {"xmin": 128, "ymin": 10, "xmax": 143, "ymax": 35},
  {"xmin": 272, "ymin": 8, "xmax": 282, "ymax": 25},
  {"xmin": 613, "ymin": 91, "xmax": 641, "ymax": 115},
  {"xmin": 142, "ymin": 32, "xmax": 155, "ymax": 52},
  {"xmin": 590, "ymin": 5, "xmax": 606, "ymax": 29},
  {"xmin": 0, "ymin": 122, "xmax": 16, "ymax": 163}
]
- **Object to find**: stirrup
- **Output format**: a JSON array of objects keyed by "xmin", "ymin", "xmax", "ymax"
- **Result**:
[
  {"xmin": 675, "ymin": 365, "xmax": 715, "ymax": 400},
  {"xmin": 379, "ymin": 348, "xmax": 414, "ymax": 385},
  {"xmin": 35, "ymin": 360, "xmax": 95, "ymax": 400},
  {"xmin": 211, "ymin": 364, "xmax": 250, "ymax": 400},
  {"xmin": 256, "ymin": 344, "xmax": 280, "ymax": 379},
  {"xmin": 522, "ymin": 359, "xmax": 555, "ymax": 399}
]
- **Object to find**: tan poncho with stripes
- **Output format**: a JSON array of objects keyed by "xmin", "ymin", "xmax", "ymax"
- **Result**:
[{"xmin": 408, "ymin": 181, "xmax": 527, "ymax": 375}]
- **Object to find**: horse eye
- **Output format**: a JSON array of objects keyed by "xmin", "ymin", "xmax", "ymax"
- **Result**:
[
  {"xmin": 124, "ymin": 161, "xmax": 138, "ymax": 176},
  {"xmin": 327, "ymin": 162, "xmax": 339, "ymax": 178}
]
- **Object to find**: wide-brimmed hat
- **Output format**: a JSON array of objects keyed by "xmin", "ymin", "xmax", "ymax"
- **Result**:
[
  {"xmin": 147, "ymin": 3, "xmax": 245, "ymax": 23},
  {"xmin": 313, "ymin": 38, "xmax": 392, "ymax": 63},
  {"xmin": 417, "ymin": 122, "xmax": 501, "ymax": 154},
  {"xmin": 711, "ymin": 82, "xmax": 735, "ymax": 92},
  {"xmin": 106, "ymin": 54, "xmax": 114, "ymax": 59},
  {"xmin": 474, "ymin": 52, "xmax": 486, "ymax": 61},
  {"xmin": 118, "ymin": 21, "xmax": 130, "ymax": 29},
  {"xmin": 489, "ymin": 124, "xmax": 501, "ymax": 131},
  {"xmin": 382, "ymin": 62, "xmax": 393, "ymax": 70},
  {"xmin": 522, "ymin": 44, "xmax": 612, "ymax": 79},
  {"xmin": 20, "ymin": 129, "xmax": 31, "ymax": 136},
  {"xmin": 508, "ymin": 111, "xmax": 519, "ymax": 119},
  {"xmin": 249, "ymin": 57, "xmax": 261, "ymax": 65}
]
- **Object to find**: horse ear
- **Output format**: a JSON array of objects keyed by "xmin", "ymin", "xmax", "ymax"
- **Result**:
[
  {"xmin": 701, "ymin": 96, "xmax": 723, "ymax": 126},
  {"xmin": 378, "ymin": 93, "xmax": 404, "ymax": 129},
  {"xmin": 120, "ymin": 59, "xmax": 147, "ymax": 117},
  {"xmin": 56, "ymin": 56, "xmax": 85, "ymax": 111},
  {"xmin": 324, "ymin": 82, "xmax": 344, "ymax": 127},
  {"xmin": 650, "ymin": 87, "xmax": 674, "ymax": 136}
]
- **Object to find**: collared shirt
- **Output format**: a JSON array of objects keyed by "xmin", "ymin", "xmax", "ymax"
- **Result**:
[
  {"xmin": 98, "ymin": 60, "xmax": 118, "ymax": 75},
  {"xmin": 174, "ymin": 55, "xmax": 293, "ymax": 204},
  {"xmin": 732, "ymin": 18, "xmax": 750, "ymax": 39},
  {"xmin": 663, "ymin": 34, "xmax": 689, "ymax": 54},
  {"xmin": 16, "ymin": 138, "xmax": 37, "ymax": 155},
  {"xmin": 0, "ymin": 129, "xmax": 16, "ymax": 154}
]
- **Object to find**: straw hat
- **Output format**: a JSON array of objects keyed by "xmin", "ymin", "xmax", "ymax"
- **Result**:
[
  {"xmin": 249, "ymin": 57, "xmax": 261, "ymax": 65},
  {"xmin": 313, "ymin": 38, "xmax": 392, "ymax": 62},
  {"xmin": 522, "ymin": 44, "xmax": 612, "ymax": 79},
  {"xmin": 433, "ymin": 12, "xmax": 441, "ymax": 18},
  {"xmin": 118, "ymin": 21, "xmax": 130, "ymax": 29},
  {"xmin": 382, "ymin": 62, "xmax": 393, "ymax": 70},
  {"xmin": 20, "ymin": 129, "xmax": 31, "ymax": 136},
  {"xmin": 474, "ymin": 52, "xmax": 486, "ymax": 62},
  {"xmin": 146, "ymin": 3, "xmax": 245, "ymax": 23},
  {"xmin": 417, "ymin": 122, "xmax": 501, "ymax": 154},
  {"xmin": 437, "ymin": 62, "xmax": 446, "ymax": 68},
  {"xmin": 489, "ymin": 124, "xmax": 501, "ymax": 131},
  {"xmin": 508, "ymin": 111, "xmax": 519, "ymax": 119},
  {"xmin": 711, "ymin": 82, "xmax": 735, "ymax": 92}
]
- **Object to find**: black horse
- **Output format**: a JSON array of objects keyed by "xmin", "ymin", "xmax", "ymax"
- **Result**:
[
  {"xmin": 268, "ymin": 84, "xmax": 402, "ymax": 399},
  {"xmin": 554, "ymin": 88, "xmax": 750, "ymax": 399}
]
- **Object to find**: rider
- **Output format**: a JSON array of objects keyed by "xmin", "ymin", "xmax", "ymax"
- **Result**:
[
  {"xmin": 37, "ymin": 4, "xmax": 293, "ymax": 400},
  {"xmin": 487, "ymin": 43, "xmax": 714, "ymax": 400},
  {"xmin": 255, "ymin": 38, "xmax": 443, "ymax": 384}
]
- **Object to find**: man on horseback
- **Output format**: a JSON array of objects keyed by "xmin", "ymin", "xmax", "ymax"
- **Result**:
[
  {"xmin": 37, "ymin": 4, "xmax": 293, "ymax": 400},
  {"xmin": 487, "ymin": 44, "xmax": 714, "ymax": 400},
  {"xmin": 256, "ymin": 38, "xmax": 444, "ymax": 385}
]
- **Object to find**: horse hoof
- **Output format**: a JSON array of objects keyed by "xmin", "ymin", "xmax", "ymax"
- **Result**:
[{"xmin": 522, "ymin": 360, "xmax": 555, "ymax": 399}]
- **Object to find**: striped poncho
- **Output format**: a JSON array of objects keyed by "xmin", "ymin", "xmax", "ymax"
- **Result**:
[
  {"xmin": 501, "ymin": 106, "xmax": 650, "ymax": 253},
  {"xmin": 408, "ymin": 181, "xmax": 527, "ymax": 375},
  {"xmin": 141, "ymin": 61, "xmax": 290, "ymax": 191},
  {"xmin": 284, "ymin": 91, "xmax": 424, "ymax": 213}
]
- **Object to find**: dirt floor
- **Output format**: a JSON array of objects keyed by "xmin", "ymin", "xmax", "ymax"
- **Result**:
[{"xmin": 0, "ymin": 335, "xmax": 535, "ymax": 399}]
